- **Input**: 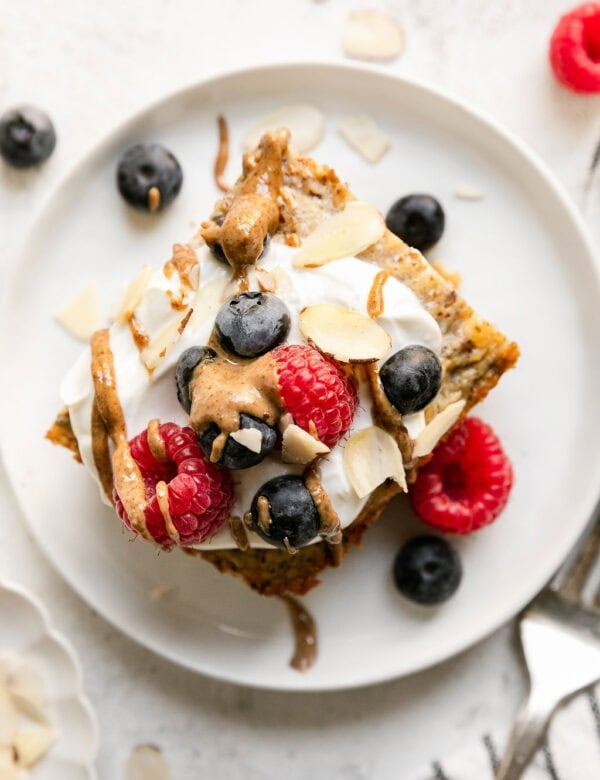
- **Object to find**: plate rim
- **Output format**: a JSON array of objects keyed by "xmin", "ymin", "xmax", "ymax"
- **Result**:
[
  {"xmin": 0, "ymin": 578, "xmax": 99, "ymax": 775},
  {"xmin": 2, "ymin": 60, "xmax": 600, "ymax": 691}
]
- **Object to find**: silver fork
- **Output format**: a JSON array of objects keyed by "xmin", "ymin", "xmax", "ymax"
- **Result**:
[{"xmin": 496, "ymin": 513, "xmax": 600, "ymax": 779}]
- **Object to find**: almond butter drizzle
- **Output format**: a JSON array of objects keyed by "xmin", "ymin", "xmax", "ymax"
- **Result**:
[
  {"xmin": 188, "ymin": 352, "xmax": 283, "ymax": 462},
  {"xmin": 367, "ymin": 269, "xmax": 391, "ymax": 319},
  {"xmin": 156, "ymin": 480, "xmax": 180, "ymax": 543},
  {"xmin": 90, "ymin": 329, "xmax": 152, "ymax": 541},
  {"xmin": 147, "ymin": 418, "xmax": 168, "ymax": 462},
  {"xmin": 214, "ymin": 115, "xmax": 230, "ymax": 193},
  {"xmin": 228, "ymin": 515, "xmax": 249, "ymax": 551},
  {"xmin": 364, "ymin": 364, "xmax": 413, "ymax": 462},
  {"xmin": 91, "ymin": 397, "xmax": 114, "ymax": 504},
  {"xmin": 163, "ymin": 243, "xmax": 200, "ymax": 310},
  {"xmin": 201, "ymin": 129, "xmax": 288, "ymax": 269},
  {"xmin": 304, "ymin": 462, "xmax": 342, "ymax": 545},
  {"xmin": 280, "ymin": 595, "xmax": 318, "ymax": 672},
  {"xmin": 128, "ymin": 315, "xmax": 150, "ymax": 350}
]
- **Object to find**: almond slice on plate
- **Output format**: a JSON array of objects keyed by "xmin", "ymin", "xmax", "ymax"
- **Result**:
[
  {"xmin": 282, "ymin": 424, "xmax": 330, "ymax": 464},
  {"xmin": 343, "ymin": 10, "xmax": 404, "ymax": 62},
  {"xmin": 55, "ymin": 282, "xmax": 101, "ymax": 342},
  {"xmin": 299, "ymin": 303, "xmax": 391, "ymax": 363},
  {"xmin": 13, "ymin": 727, "xmax": 56, "ymax": 768},
  {"xmin": 339, "ymin": 115, "xmax": 390, "ymax": 163},
  {"xmin": 230, "ymin": 428, "xmax": 262, "ymax": 454},
  {"xmin": 293, "ymin": 202, "xmax": 385, "ymax": 268},
  {"xmin": 115, "ymin": 265, "xmax": 153, "ymax": 324},
  {"xmin": 412, "ymin": 400, "xmax": 466, "ymax": 458},
  {"xmin": 125, "ymin": 744, "xmax": 173, "ymax": 780},
  {"xmin": 343, "ymin": 426, "xmax": 407, "ymax": 498},
  {"xmin": 242, "ymin": 105, "xmax": 325, "ymax": 154}
]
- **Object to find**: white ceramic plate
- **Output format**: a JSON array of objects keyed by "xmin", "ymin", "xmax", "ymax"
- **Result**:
[
  {"xmin": 2, "ymin": 63, "xmax": 600, "ymax": 691},
  {"xmin": 0, "ymin": 581, "xmax": 97, "ymax": 778}
]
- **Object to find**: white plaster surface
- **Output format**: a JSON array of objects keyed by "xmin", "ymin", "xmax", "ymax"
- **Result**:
[{"xmin": 0, "ymin": 1, "xmax": 598, "ymax": 777}]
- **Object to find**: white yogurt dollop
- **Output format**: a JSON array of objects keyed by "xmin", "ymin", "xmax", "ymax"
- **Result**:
[{"xmin": 61, "ymin": 239, "xmax": 441, "ymax": 549}]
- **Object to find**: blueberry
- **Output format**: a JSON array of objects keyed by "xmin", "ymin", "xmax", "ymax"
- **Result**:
[
  {"xmin": 380, "ymin": 345, "xmax": 442, "ymax": 415},
  {"xmin": 199, "ymin": 413, "xmax": 277, "ymax": 470},
  {"xmin": 251, "ymin": 475, "xmax": 319, "ymax": 549},
  {"xmin": 215, "ymin": 291, "xmax": 290, "ymax": 358},
  {"xmin": 175, "ymin": 346, "xmax": 216, "ymax": 413},
  {"xmin": 0, "ymin": 106, "xmax": 56, "ymax": 168},
  {"xmin": 209, "ymin": 217, "xmax": 270, "ymax": 266},
  {"xmin": 117, "ymin": 143, "xmax": 183, "ymax": 212},
  {"xmin": 386, "ymin": 194, "xmax": 445, "ymax": 252},
  {"xmin": 393, "ymin": 535, "xmax": 462, "ymax": 605}
]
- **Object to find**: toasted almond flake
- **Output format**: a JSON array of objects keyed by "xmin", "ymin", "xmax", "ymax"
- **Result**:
[
  {"xmin": 126, "ymin": 745, "xmax": 173, "ymax": 780},
  {"xmin": 402, "ymin": 410, "xmax": 426, "ymax": 440},
  {"xmin": 230, "ymin": 428, "xmax": 263, "ymax": 454},
  {"xmin": 0, "ymin": 746, "xmax": 17, "ymax": 768},
  {"xmin": 293, "ymin": 202, "xmax": 385, "ymax": 268},
  {"xmin": 299, "ymin": 304, "xmax": 390, "ymax": 363},
  {"xmin": 343, "ymin": 427, "xmax": 407, "ymax": 498},
  {"xmin": 271, "ymin": 267, "xmax": 293, "ymax": 293},
  {"xmin": 343, "ymin": 10, "xmax": 404, "ymax": 62},
  {"xmin": 13, "ymin": 727, "xmax": 56, "ymax": 769},
  {"xmin": 339, "ymin": 115, "xmax": 390, "ymax": 163},
  {"xmin": 412, "ymin": 400, "xmax": 466, "ymax": 458},
  {"xmin": 454, "ymin": 184, "xmax": 484, "ymax": 200},
  {"xmin": 55, "ymin": 283, "xmax": 101, "ymax": 342},
  {"xmin": 282, "ymin": 424, "xmax": 330, "ymax": 464},
  {"xmin": 141, "ymin": 307, "xmax": 193, "ymax": 373},
  {"xmin": 255, "ymin": 267, "xmax": 277, "ymax": 293},
  {"xmin": 115, "ymin": 266, "xmax": 153, "ymax": 323},
  {"xmin": 0, "ymin": 688, "xmax": 17, "ymax": 745},
  {"xmin": 242, "ymin": 105, "xmax": 324, "ymax": 154},
  {"xmin": 187, "ymin": 276, "xmax": 228, "ymax": 327}
]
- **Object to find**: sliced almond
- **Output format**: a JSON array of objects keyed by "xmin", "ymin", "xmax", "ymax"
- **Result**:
[
  {"xmin": 300, "ymin": 304, "xmax": 390, "ymax": 364},
  {"xmin": 0, "ymin": 688, "xmax": 17, "ymax": 745},
  {"xmin": 255, "ymin": 266, "xmax": 277, "ymax": 293},
  {"xmin": 282, "ymin": 424, "xmax": 330, "ymax": 464},
  {"xmin": 125, "ymin": 744, "xmax": 173, "ymax": 780},
  {"xmin": 242, "ymin": 104, "xmax": 324, "ymax": 154},
  {"xmin": 188, "ymin": 276, "xmax": 228, "ymax": 326},
  {"xmin": 13, "ymin": 727, "xmax": 56, "ymax": 768},
  {"xmin": 141, "ymin": 307, "xmax": 192, "ymax": 373},
  {"xmin": 412, "ymin": 400, "xmax": 466, "ymax": 458},
  {"xmin": 343, "ymin": 427, "xmax": 407, "ymax": 498},
  {"xmin": 230, "ymin": 428, "xmax": 263, "ymax": 454},
  {"xmin": 293, "ymin": 202, "xmax": 385, "ymax": 268},
  {"xmin": 343, "ymin": 10, "xmax": 404, "ymax": 62},
  {"xmin": 115, "ymin": 265, "xmax": 153, "ymax": 323},
  {"xmin": 55, "ymin": 282, "xmax": 101, "ymax": 342},
  {"xmin": 270, "ymin": 267, "xmax": 293, "ymax": 293},
  {"xmin": 454, "ymin": 184, "xmax": 484, "ymax": 201},
  {"xmin": 6, "ymin": 666, "xmax": 49, "ymax": 726},
  {"xmin": 0, "ymin": 747, "xmax": 17, "ymax": 768},
  {"xmin": 402, "ymin": 410, "xmax": 426, "ymax": 440},
  {"xmin": 339, "ymin": 115, "xmax": 390, "ymax": 163}
]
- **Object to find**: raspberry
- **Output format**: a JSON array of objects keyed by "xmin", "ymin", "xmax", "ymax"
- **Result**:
[
  {"xmin": 550, "ymin": 3, "xmax": 600, "ymax": 93},
  {"xmin": 272, "ymin": 344, "xmax": 358, "ymax": 448},
  {"xmin": 410, "ymin": 417, "xmax": 513, "ymax": 535},
  {"xmin": 114, "ymin": 422, "xmax": 233, "ymax": 547}
]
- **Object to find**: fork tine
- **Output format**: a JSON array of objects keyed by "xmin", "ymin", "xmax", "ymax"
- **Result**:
[{"xmin": 551, "ymin": 512, "xmax": 600, "ymax": 601}]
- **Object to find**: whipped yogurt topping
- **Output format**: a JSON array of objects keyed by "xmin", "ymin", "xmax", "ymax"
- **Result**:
[{"xmin": 61, "ymin": 238, "xmax": 442, "ymax": 549}]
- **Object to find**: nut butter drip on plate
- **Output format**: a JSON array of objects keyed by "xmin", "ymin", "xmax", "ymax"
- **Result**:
[
  {"xmin": 367, "ymin": 269, "xmax": 391, "ymax": 319},
  {"xmin": 304, "ymin": 461, "xmax": 342, "ymax": 545},
  {"xmin": 90, "ymin": 329, "xmax": 153, "ymax": 541},
  {"xmin": 214, "ymin": 115, "xmax": 231, "ymax": 193},
  {"xmin": 188, "ymin": 352, "xmax": 283, "ymax": 463},
  {"xmin": 147, "ymin": 418, "xmax": 168, "ymax": 462},
  {"xmin": 201, "ymin": 128, "xmax": 289, "ymax": 270},
  {"xmin": 280, "ymin": 595, "xmax": 318, "ymax": 672}
]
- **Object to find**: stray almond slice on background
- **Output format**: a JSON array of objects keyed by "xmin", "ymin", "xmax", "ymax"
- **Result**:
[
  {"xmin": 343, "ymin": 10, "xmax": 404, "ymax": 62},
  {"xmin": 282, "ymin": 424, "xmax": 330, "ymax": 464},
  {"xmin": 293, "ymin": 202, "xmax": 385, "ymax": 268},
  {"xmin": 343, "ymin": 427, "xmax": 407, "ymax": 498},
  {"xmin": 55, "ymin": 283, "xmax": 101, "ymax": 342},
  {"xmin": 125, "ymin": 744, "xmax": 173, "ymax": 780},
  {"xmin": 454, "ymin": 184, "xmax": 484, "ymax": 201},
  {"xmin": 13, "ymin": 727, "xmax": 56, "ymax": 769},
  {"xmin": 412, "ymin": 400, "xmax": 466, "ymax": 458},
  {"xmin": 300, "ymin": 304, "xmax": 390, "ymax": 363},
  {"xmin": 115, "ymin": 266, "xmax": 153, "ymax": 323},
  {"xmin": 338, "ymin": 115, "xmax": 390, "ymax": 163},
  {"xmin": 242, "ymin": 104, "xmax": 325, "ymax": 154},
  {"xmin": 230, "ymin": 428, "xmax": 263, "ymax": 454}
]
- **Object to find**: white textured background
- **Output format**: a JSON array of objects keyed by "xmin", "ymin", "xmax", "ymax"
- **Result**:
[{"xmin": 1, "ymin": 1, "xmax": 599, "ymax": 778}]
